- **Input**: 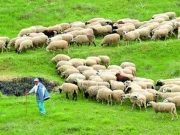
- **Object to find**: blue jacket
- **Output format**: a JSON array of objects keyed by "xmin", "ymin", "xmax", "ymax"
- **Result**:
[{"xmin": 36, "ymin": 83, "xmax": 45, "ymax": 101}]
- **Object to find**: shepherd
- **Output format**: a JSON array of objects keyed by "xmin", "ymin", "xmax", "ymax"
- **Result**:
[{"xmin": 26, "ymin": 78, "xmax": 50, "ymax": 115}]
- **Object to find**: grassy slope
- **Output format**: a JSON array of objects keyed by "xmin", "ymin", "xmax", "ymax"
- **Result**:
[{"xmin": 1, "ymin": 0, "xmax": 180, "ymax": 134}]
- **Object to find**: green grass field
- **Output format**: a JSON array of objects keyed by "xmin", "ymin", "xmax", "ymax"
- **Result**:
[{"xmin": 1, "ymin": 0, "xmax": 180, "ymax": 134}]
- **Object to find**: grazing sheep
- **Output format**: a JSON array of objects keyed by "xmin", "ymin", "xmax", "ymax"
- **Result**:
[
  {"xmin": 85, "ymin": 58, "xmax": 97, "ymax": 66},
  {"xmin": 32, "ymin": 35, "xmax": 48, "ymax": 48},
  {"xmin": 58, "ymin": 23, "xmax": 70, "ymax": 31},
  {"xmin": 101, "ymin": 33, "xmax": 120, "ymax": 46},
  {"xmin": 82, "ymin": 69, "xmax": 97, "ymax": 80},
  {"xmin": 18, "ymin": 27, "xmax": 37, "ymax": 37},
  {"xmin": 147, "ymin": 101, "xmax": 178, "ymax": 121},
  {"xmin": 81, "ymin": 28, "xmax": 94, "ymax": 36},
  {"xmin": 76, "ymin": 65, "xmax": 93, "ymax": 73},
  {"xmin": 56, "ymin": 60, "xmax": 73, "ymax": 69},
  {"xmin": 59, "ymin": 34, "xmax": 73, "ymax": 45},
  {"xmin": 92, "ymin": 65, "xmax": 106, "ymax": 71},
  {"xmin": 116, "ymin": 73, "xmax": 132, "ymax": 82},
  {"xmin": 59, "ymin": 83, "xmax": 78, "ymax": 100},
  {"xmin": 122, "ymin": 31, "xmax": 141, "ymax": 45},
  {"xmin": 7, "ymin": 37, "xmax": 19, "ymax": 50},
  {"xmin": 57, "ymin": 65, "xmax": 75, "ymax": 74},
  {"xmin": 84, "ymin": 86, "xmax": 108, "ymax": 99},
  {"xmin": 69, "ymin": 58, "xmax": 85, "ymax": 68},
  {"xmin": 86, "ymin": 56, "xmax": 101, "ymax": 64},
  {"xmin": 98, "ymin": 55, "xmax": 110, "ymax": 68},
  {"xmin": 70, "ymin": 21, "xmax": 86, "ymax": 28},
  {"xmin": 151, "ymin": 29, "xmax": 169, "ymax": 40},
  {"xmin": 125, "ymin": 86, "xmax": 145, "ymax": 94},
  {"xmin": 88, "ymin": 75, "xmax": 104, "ymax": 82},
  {"xmin": 61, "ymin": 68, "xmax": 80, "ymax": 78},
  {"xmin": 163, "ymin": 96, "xmax": 180, "ymax": 106},
  {"xmin": 0, "ymin": 40, "xmax": 7, "ymax": 53},
  {"xmin": 134, "ymin": 28, "xmax": 151, "ymax": 39},
  {"xmin": 158, "ymin": 92, "xmax": 180, "ymax": 100},
  {"xmin": 120, "ymin": 62, "xmax": 136, "ymax": 68},
  {"xmin": 109, "ymin": 80, "xmax": 126, "ymax": 90},
  {"xmin": 74, "ymin": 78, "xmax": 98, "ymax": 93},
  {"xmin": 0, "ymin": 36, "xmax": 10, "ymax": 46},
  {"xmin": 17, "ymin": 39, "xmax": 33, "ymax": 53},
  {"xmin": 163, "ymin": 85, "xmax": 180, "ymax": 93},
  {"xmin": 96, "ymin": 87, "xmax": 112, "ymax": 105},
  {"xmin": 43, "ymin": 29, "xmax": 57, "ymax": 37},
  {"xmin": 92, "ymin": 25, "xmax": 112, "ymax": 36},
  {"xmin": 111, "ymin": 90, "xmax": 125, "ymax": 105},
  {"xmin": 65, "ymin": 73, "xmax": 86, "ymax": 83},
  {"xmin": 124, "ymin": 93, "xmax": 147, "ymax": 111},
  {"xmin": 97, "ymin": 72, "xmax": 116, "ymax": 83},
  {"xmin": 46, "ymin": 40, "xmax": 69, "ymax": 53},
  {"xmin": 51, "ymin": 54, "xmax": 70, "ymax": 63},
  {"xmin": 71, "ymin": 35, "xmax": 96, "ymax": 46},
  {"xmin": 14, "ymin": 37, "xmax": 32, "ymax": 52}
]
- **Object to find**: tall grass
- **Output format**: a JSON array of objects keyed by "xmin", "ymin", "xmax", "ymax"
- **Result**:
[{"xmin": 1, "ymin": 0, "xmax": 180, "ymax": 134}]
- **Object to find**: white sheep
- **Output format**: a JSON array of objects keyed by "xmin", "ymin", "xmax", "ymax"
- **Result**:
[
  {"xmin": 147, "ymin": 101, "xmax": 178, "ymax": 121},
  {"xmin": 51, "ymin": 54, "xmax": 71, "ymax": 63},
  {"xmin": 82, "ymin": 69, "xmax": 97, "ymax": 80},
  {"xmin": 17, "ymin": 39, "xmax": 33, "ymax": 53},
  {"xmin": 69, "ymin": 58, "xmax": 85, "ymax": 68},
  {"xmin": 61, "ymin": 68, "xmax": 80, "ymax": 78},
  {"xmin": 124, "ymin": 93, "xmax": 147, "ymax": 111},
  {"xmin": 74, "ymin": 78, "xmax": 98, "ymax": 93},
  {"xmin": 85, "ymin": 58, "xmax": 97, "ymax": 66},
  {"xmin": 158, "ymin": 92, "xmax": 180, "ymax": 100},
  {"xmin": 32, "ymin": 35, "xmax": 48, "ymax": 48},
  {"xmin": 163, "ymin": 85, "xmax": 180, "ymax": 93},
  {"xmin": 92, "ymin": 64, "xmax": 106, "ymax": 71},
  {"xmin": 65, "ymin": 73, "xmax": 86, "ymax": 83},
  {"xmin": 56, "ymin": 65, "xmax": 75, "ymax": 74},
  {"xmin": 109, "ymin": 80, "xmax": 125, "ymax": 90},
  {"xmin": 111, "ymin": 90, "xmax": 125, "ymax": 105},
  {"xmin": 163, "ymin": 96, "xmax": 180, "ymax": 106},
  {"xmin": 86, "ymin": 56, "xmax": 101, "ymax": 64},
  {"xmin": 88, "ymin": 75, "xmax": 103, "ymax": 82},
  {"xmin": 84, "ymin": 86, "xmax": 108, "ymax": 99},
  {"xmin": 151, "ymin": 29, "xmax": 169, "ymax": 40},
  {"xmin": 0, "ymin": 36, "xmax": 10, "ymax": 45},
  {"xmin": 56, "ymin": 60, "xmax": 73, "ymax": 69},
  {"xmin": 46, "ymin": 40, "xmax": 69, "ymax": 53},
  {"xmin": 120, "ymin": 62, "xmax": 136, "ymax": 68},
  {"xmin": 96, "ymin": 87, "xmax": 112, "ymax": 105},
  {"xmin": 71, "ymin": 35, "xmax": 96, "ymax": 46},
  {"xmin": 76, "ymin": 65, "xmax": 93, "ymax": 73},
  {"xmin": 101, "ymin": 33, "xmax": 120, "ymax": 46},
  {"xmin": 92, "ymin": 25, "xmax": 112, "ymax": 36},
  {"xmin": 59, "ymin": 83, "xmax": 78, "ymax": 100},
  {"xmin": 0, "ymin": 40, "xmax": 7, "ymax": 53},
  {"xmin": 122, "ymin": 31, "xmax": 141, "ymax": 45},
  {"xmin": 98, "ymin": 55, "xmax": 110, "ymax": 68}
]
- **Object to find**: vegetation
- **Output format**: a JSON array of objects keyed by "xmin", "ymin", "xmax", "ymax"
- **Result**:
[{"xmin": 1, "ymin": 0, "xmax": 180, "ymax": 134}]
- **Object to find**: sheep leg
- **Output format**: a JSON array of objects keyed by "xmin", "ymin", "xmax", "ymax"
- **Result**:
[
  {"xmin": 72, "ymin": 91, "xmax": 77, "ymax": 101},
  {"xmin": 131, "ymin": 103, "xmax": 135, "ymax": 111},
  {"xmin": 171, "ymin": 112, "xmax": 174, "ymax": 121},
  {"xmin": 92, "ymin": 41, "xmax": 96, "ymax": 46},
  {"xmin": 66, "ymin": 93, "xmax": 69, "ymax": 99}
]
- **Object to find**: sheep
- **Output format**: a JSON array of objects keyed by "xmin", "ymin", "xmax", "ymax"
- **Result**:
[
  {"xmin": 65, "ymin": 73, "xmax": 86, "ymax": 83},
  {"xmin": 86, "ymin": 56, "xmax": 101, "ymax": 64},
  {"xmin": 96, "ymin": 87, "xmax": 112, "ymax": 105},
  {"xmin": 58, "ymin": 23, "xmax": 71, "ymax": 31},
  {"xmin": 0, "ymin": 40, "xmax": 7, "ymax": 53},
  {"xmin": 82, "ymin": 69, "xmax": 97, "ymax": 80},
  {"xmin": 158, "ymin": 92, "xmax": 180, "ymax": 100},
  {"xmin": 88, "ymin": 75, "xmax": 103, "ymax": 82},
  {"xmin": 76, "ymin": 65, "xmax": 93, "ymax": 73},
  {"xmin": 151, "ymin": 29, "xmax": 169, "ymax": 40},
  {"xmin": 124, "ymin": 93, "xmax": 147, "ymax": 111},
  {"xmin": 101, "ymin": 33, "xmax": 120, "ymax": 46},
  {"xmin": 85, "ymin": 18, "xmax": 105, "ymax": 24},
  {"xmin": 98, "ymin": 55, "xmax": 110, "ymax": 68},
  {"xmin": 56, "ymin": 60, "xmax": 73, "ymax": 69},
  {"xmin": 147, "ymin": 101, "xmax": 178, "ymax": 121},
  {"xmin": 85, "ymin": 58, "xmax": 97, "ymax": 66},
  {"xmin": 18, "ymin": 27, "xmax": 37, "ymax": 37},
  {"xmin": 111, "ymin": 90, "xmax": 125, "ymax": 105},
  {"xmin": 125, "ymin": 86, "xmax": 145, "ymax": 94},
  {"xmin": 32, "ymin": 35, "xmax": 48, "ymax": 48},
  {"xmin": 74, "ymin": 78, "xmax": 98, "ymax": 93},
  {"xmin": 92, "ymin": 25, "xmax": 112, "ymax": 36},
  {"xmin": 120, "ymin": 62, "xmax": 136, "ymax": 68},
  {"xmin": 69, "ymin": 58, "xmax": 85, "ymax": 68},
  {"xmin": 58, "ymin": 34, "xmax": 73, "ymax": 45},
  {"xmin": 51, "ymin": 54, "xmax": 70, "ymax": 63},
  {"xmin": 71, "ymin": 35, "xmax": 96, "ymax": 46},
  {"xmin": 70, "ymin": 21, "xmax": 86, "ymax": 28},
  {"xmin": 81, "ymin": 28, "xmax": 94, "ymax": 36},
  {"xmin": 48, "ymin": 25, "xmax": 62, "ymax": 34},
  {"xmin": 163, "ymin": 85, "xmax": 180, "ymax": 93},
  {"xmin": 134, "ymin": 27, "xmax": 151, "ymax": 40},
  {"xmin": 59, "ymin": 83, "xmax": 78, "ymax": 100},
  {"xmin": 14, "ymin": 37, "xmax": 32, "ymax": 52},
  {"xmin": 124, "ymin": 80, "xmax": 142, "ymax": 89},
  {"xmin": 122, "ymin": 31, "xmax": 141, "ymax": 45},
  {"xmin": 113, "ymin": 24, "xmax": 136, "ymax": 36},
  {"xmin": 61, "ymin": 68, "xmax": 80, "ymax": 78},
  {"xmin": 0, "ymin": 36, "xmax": 10, "ymax": 46},
  {"xmin": 25, "ymin": 32, "xmax": 45, "ymax": 37},
  {"xmin": 163, "ymin": 96, "xmax": 180, "ymax": 106},
  {"xmin": 17, "ymin": 39, "xmax": 33, "ymax": 53},
  {"xmin": 116, "ymin": 73, "xmax": 132, "ymax": 82},
  {"xmin": 109, "ymin": 80, "xmax": 126, "ymax": 91},
  {"xmin": 178, "ymin": 27, "xmax": 180, "ymax": 39},
  {"xmin": 156, "ymin": 78, "xmax": 180, "ymax": 86},
  {"xmin": 7, "ymin": 37, "xmax": 19, "ymax": 50},
  {"xmin": 97, "ymin": 72, "xmax": 116, "ymax": 83},
  {"xmin": 46, "ymin": 40, "xmax": 69, "ymax": 53},
  {"xmin": 43, "ymin": 29, "xmax": 57, "ymax": 37},
  {"xmin": 84, "ymin": 86, "xmax": 108, "ymax": 99},
  {"xmin": 56, "ymin": 65, "xmax": 75, "ymax": 74},
  {"xmin": 92, "ymin": 65, "xmax": 106, "ymax": 71}
]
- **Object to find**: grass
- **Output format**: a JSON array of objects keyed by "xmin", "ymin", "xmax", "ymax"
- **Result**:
[{"xmin": 1, "ymin": 0, "xmax": 180, "ymax": 134}]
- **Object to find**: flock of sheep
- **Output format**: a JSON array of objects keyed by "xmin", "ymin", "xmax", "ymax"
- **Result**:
[
  {"xmin": 1, "ymin": 11, "xmax": 180, "ymax": 121},
  {"xmin": 51, "ymin": 53, "xmax": 180, "ymax": 121},
  {"xmin": 0, "ymin": 11, "xmax": 180, "ymax": 53}
]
